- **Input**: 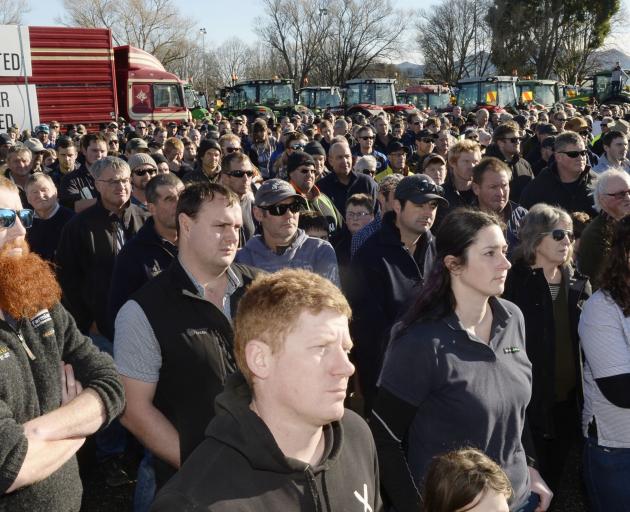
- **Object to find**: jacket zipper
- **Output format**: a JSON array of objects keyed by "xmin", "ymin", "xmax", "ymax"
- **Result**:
[{"xmin": 16, "ymin": 328, "xmax": 36, "ymax": 361}]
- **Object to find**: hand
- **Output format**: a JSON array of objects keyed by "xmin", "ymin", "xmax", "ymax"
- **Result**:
[
  {"xmin": 60, "ymin": 361, "xmax": 83, "ymax": 405},
  {"xmin": 529, "ymin": 467, "xmax": 553, "ymax": 511}
]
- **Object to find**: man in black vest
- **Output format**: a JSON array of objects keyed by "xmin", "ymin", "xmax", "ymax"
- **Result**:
[{"xmin": 113, "ymin": 182, "xmax": 259, "ymax": 490}]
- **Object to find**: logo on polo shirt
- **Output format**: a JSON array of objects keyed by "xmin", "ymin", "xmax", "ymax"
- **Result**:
[{"xmin": 503, "ymin": 347, "xmax": 520, "ymax": 354}]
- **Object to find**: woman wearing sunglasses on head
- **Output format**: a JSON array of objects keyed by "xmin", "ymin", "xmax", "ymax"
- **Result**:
[
  {"xmin": 578, "ymin": 216, "xmax": 630, "ymax": 511},
  {"xmin": 503, "ymin": 204, "xmax": 591, "ymax": 499},
  {"xmin": 371, "ymin": 208, "xmax": 552, "ymax": 512}
]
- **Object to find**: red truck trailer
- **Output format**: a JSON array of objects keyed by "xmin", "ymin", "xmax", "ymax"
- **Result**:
[{"xmin": 0, "ymin": 25, "xmax": 188, "ymax": 131}]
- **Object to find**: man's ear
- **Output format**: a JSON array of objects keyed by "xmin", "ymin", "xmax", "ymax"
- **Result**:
[
  {"xmin": 245, "ymin": 339, "xmax": 273, "ymax": 380},
  {"xmin": 253, "ymin": 206, "xmax": 264, "ymax": 223}
]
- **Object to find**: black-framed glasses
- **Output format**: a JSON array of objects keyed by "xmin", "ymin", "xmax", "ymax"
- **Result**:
[
  {"xmin": 0, "ymin": 208, "xmax": 33, "ymax": 229},
  {"xmin": 225, "ymin": 147, "xmax": 241, "ymax": 153},
  {"xmin": 557, "ymin": 150, "xmax": 587, "ymax": 158},
  {"xmin": 543, "ymin": 229, "xmax": 575, "ymax": 242},
  {"xmin": 500, "ymin": 137, "xmax": 522, "ymax": 144},
  {"xmin": 360, "ymin": 168, "xmax": 376, "ymax": 176},
  {"xmin": 579, "ymin": 130, "xmax": 590, "ymax": 137},
  {"xmin": 224, "ymin": 170, "xmax": 254, "ymax": 178},
  {"xmin": 97, "ymin": 177, "xmax": 131, "ymax": 186},
  {"xmin": 289, "ymin": 144, "xmax": 305, "ymax": 150},
  {"xmin": 133, "ymin": 168, "xmax": 157, "ymax": 177},
  {"xmin": 261, "ymin": 201, "xmax": 302, "ymax": 216},
  {"xmin": 415, "ymin": 180, "xmax": 445, "ymax": 196},
  {"xmin": 605, "ymin": 189, "xmax": 630, "ymax": 200}
]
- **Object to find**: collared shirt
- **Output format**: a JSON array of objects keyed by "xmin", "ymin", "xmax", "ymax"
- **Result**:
[
  {"xmin": 33, "ymin": 203, "xmax": 60, "ymax": 220},
  {"xmin": 178, "ymin": 257, "xmax": 241, "ymax": 320}
]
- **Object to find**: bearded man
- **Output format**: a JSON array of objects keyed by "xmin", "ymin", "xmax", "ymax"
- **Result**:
[{"xmin": 0, "ymin": 176, "xmax": 125, "ymax": 511}]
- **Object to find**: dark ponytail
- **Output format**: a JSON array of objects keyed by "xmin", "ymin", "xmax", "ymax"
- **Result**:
[{"xmin": 398, "ymin": 208, "xmax": 501, "ymax": 333}]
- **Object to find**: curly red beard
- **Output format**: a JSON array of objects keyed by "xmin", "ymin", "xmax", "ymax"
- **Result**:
[{"xmin": 0, "ymin": 239, "xmax": 62, "ymax": 319}]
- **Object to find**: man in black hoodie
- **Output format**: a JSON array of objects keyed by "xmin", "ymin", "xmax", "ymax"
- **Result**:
[{"xmin": 151, "ymin": 269, "xmax": 382, "ymax": 512}]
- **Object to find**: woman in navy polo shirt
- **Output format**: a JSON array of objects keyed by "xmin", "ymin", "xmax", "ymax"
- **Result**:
[{"xmin": 370, "ymin": 208, "xmax": 552, "ymax": 512}]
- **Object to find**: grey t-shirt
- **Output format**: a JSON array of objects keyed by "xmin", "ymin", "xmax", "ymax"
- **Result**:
[{"xmin": 378, "ymin": 297, "xmax": 532, "ymax": 508}]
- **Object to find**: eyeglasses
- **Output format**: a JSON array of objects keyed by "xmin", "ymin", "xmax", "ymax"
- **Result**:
[
  {"xmin": 556, "ymin": 117, "xmax": 567, "ymax": 122},
  {"xmin": 605, "ymin": 189, "xmax": 630, "ymax": 200},
  {"xmin": 225, "ymin": 147, "xmax": 241, "ymax": 153},
  {"xmin": 500, "ymin": 137, "xmax": 522, "ymax": 144},
  {"xmin": 133, "ymin": 168, "xmax": 157, "ymax": 177},
  {"xmin": 289, "ymin": 144, "xmax": 305, "ymax": 150},
  {"xmin": 97, "ymin": 177, "xmax": 131, "ymax": 186},
  {"xmin": 0, "ymin": 208, "xmax": 33, "ymax": 229},
  {"xmin": 360, "ymin": 136, "xmax": 375, "ymax": 140},
  {"xmin": 557, "ymin": 150, "xmax": 587, "ymax": 158},
  {"xmin": 360, "ymin": 169, "xmax": 376, "ymax": 176},
  {"xmin": 223, "ymin": 170, "xmax": 254, "ymax": 178},
  {"xmin": 261, "ymin": 202, "xmax": 302, "ymax": 216},
  {"xmin": 579, "ymin": 130, "xmax": 590, "ymax": 137},
  {"xmin": 346, "ymin": 211, "xmax": 372, "ymax": 219},
  {"xmin": 543, "ymin": 229, "xmax": 575, "ymax": 242},
  {"xmin": 414, "ymin": 180, "xmax": 445, "ymax": 196}
]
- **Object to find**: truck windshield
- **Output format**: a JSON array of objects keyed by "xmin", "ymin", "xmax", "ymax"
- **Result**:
[
  {"xmin": 533, "ymin": 85, "xmax": 555, "ymax": 106},
  {"xmin": 457, "ymin": 83, "xmax": 478, "ymax": 109},
  {"xmin": 497, "ymin": 81, "xmax": 516, "ymax": 107},
  {"xmin": 154, "ymin": 84, "xmax": 183, "ymax": 108},
  {"xmin": 428, "ymin": 93, "xmax": 450, "ymax": 109},
  {"xmin": 346, "ymin": 83, "xmax": 395, "ymax": 106},
  {"xmin": 299, "ymin": 89, "xmax": 315, "ymax": 107},
  {"xmin": 259, "ymin": 84, "xmax": 293, "ymax": 107},
  {"xmin": 315, "ymin": 90, "xmax": 341, "ymax": 108}
]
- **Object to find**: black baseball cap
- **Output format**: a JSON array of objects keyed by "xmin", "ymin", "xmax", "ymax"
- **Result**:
[
  {"xmin": 395, "ymin": 174, "xmax": 449, "ymax": 206},
  {"xmin": 415, "ymin": 129, "xmax": 436, "ymax": 141},
  {"xmin": 286, "ymin": 151, "xmax": 315, "ymax": 175},
  {"xmin": 386, "ymin": 140, "xmax": 410, "ymax": 155}
]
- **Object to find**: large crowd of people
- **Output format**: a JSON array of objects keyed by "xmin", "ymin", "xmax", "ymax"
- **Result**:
[{"xmin": 1, "ymin": 99, "xmax": 630, "ymax": 512}]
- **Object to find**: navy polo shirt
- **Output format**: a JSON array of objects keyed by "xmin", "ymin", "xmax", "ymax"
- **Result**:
[{"xmin": 378, "ymin": 297, "xmax": 532, "ymax": 508}]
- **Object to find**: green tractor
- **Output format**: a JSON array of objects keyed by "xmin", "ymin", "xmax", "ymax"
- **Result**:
[
  {"xmin": 184, "ymin": 84, "xmax": 211, "ymax": 121},
  {"xmin": 516, "ymin": 79, "xmax": 563, "ymax": 109},
  {"xmin": 220, "ymin": 78, "xmax": 311, "ymax": 123},
  {"xmin": 565, "ymin": 70, "xmax": 630, "ymax": 107},
  {"xmin": 297, "ymin": 86, "xmax": 342, "ymax": 114}
]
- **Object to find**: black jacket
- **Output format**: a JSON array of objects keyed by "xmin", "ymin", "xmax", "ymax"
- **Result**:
[
  {"xmin": 317, "ymin": 170, "xmax": 378, "ymax": 217},
  {"xmin": 348, "ymin": 211, "xmax": 436, "ymax": 409},
  {"xmin": 107, "ymin": 217, "xmax": 178, "ymax": 328},
  {"xmin": 58, "ymin": 163, "xmax": 97, "ymax": 210},
  {"xmin": 519, "ymin": 162, "xmax": 597, "ymax": 216},
  {"xmin": 132, "ymin": 260, "xmax": 259, "ymax": 486},
  {"xmin": 484, "ymin": 144, "xmax": 534, "ymax": 203},
  {"xmin": 55, "ymin": 201, "xmax": 148, "ymax": 337},
  {"xmin": 150, "ymin": 373, "xmax": 382, "ymax": 512},
  {"xmin": 26, "ymin": 206, "xmax": 75, "ymax": 262},
  {"xmin": 503, "ymin": 263, "xmax": 591, "ymax": 437},
  {"xmin": 0, "ymin": 304, "xmax": 124, "ymax": 510}
]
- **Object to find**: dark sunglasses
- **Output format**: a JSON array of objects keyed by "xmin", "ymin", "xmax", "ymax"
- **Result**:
[
  {"xmin": 224, "ymin": 170, "xmax": 254, "ymax": 178},
  {"xmin": 0, "ymin": 208, "xmax": 33, "ymax": 229},
  {"xmin": 557, "ymin": 149, "xmax": 587, "ymax": 158},
  {"xmin": 225, "ymin": 147, "xmax": 241, "ymax": 153},
  {"xmin": 579, "ymin": 130, "xmax": 590, "ymax": 136},
  {"xmin": 360, "ymin": 168, "xmax": 376, "ymax": 176},
  {"xmin": 133, "ymin": 168, "xmax": 157, "ymax": 177},
  {"xmin": 261, "ymin": 201, "xmax": 302, "ymax": 216},
  {"xmin": 544, "ymin": 229, "xmax": 575, "ymax": 242},
  {"xmin": 416, "ymin": 180, "xmax": 445, "ymax": 196},
  {"xmin": 289, "ymin": 144, "xmax": 305, "ymax": 150},
  {"xmin": 500, "ymin": 137, "xmax": 522, "ymax": 144}
]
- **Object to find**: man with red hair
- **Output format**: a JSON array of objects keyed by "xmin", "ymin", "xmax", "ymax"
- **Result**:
[{"xmin": 0, "ymin": 176, "xmax": 124, "ymax": 510}]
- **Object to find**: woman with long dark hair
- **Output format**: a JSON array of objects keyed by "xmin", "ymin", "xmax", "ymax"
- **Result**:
[
  {"xmin": 370, "ymin": 208, "xmax": 552, "ymax": 512},
  {"xmin": 504, "ymin": 204, "xmax": 591, "ymax": 494},
  {"xmin": 579, "ymin": 216, "xmax": 630, "ymax": 511}
]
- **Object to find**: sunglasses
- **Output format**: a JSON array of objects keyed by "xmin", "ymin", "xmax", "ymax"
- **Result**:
[
  {"xmin": 225, "ymin": 147, "xmax": 241, "ymax": 153},
  {"xmin": 557, "ymin": 150, "xmax": 587, "ymax": 158},
  {"xmin": 579, "ymin": 130, "xmax": 590, "ymax": 136},
  {"xmin": 0, "ymin": 208, "xmax": 33, "ymax": 229},
  {"xmin": 605, "ymin": 189, "xmax": 630, "ymax": 200},
  {"xmin": 261, "ymin": 201, "xmax": 302, "ymax": 216},
  {"xmin": 360, "ymin": 169, "xmax": 376, "ymax": 176},
  {"xmin": 224, "ymin": 170, "xmax": 254, "ymax": 178},
  {"xmin": 360, "ymin": 136, "xmax": 375, "ymax": 140},
  {"xmin": 289, "ymin": 144, "xmax": 305, "ymax": 150},
  {"xmin": 544, "ymin": 229, "xmax": 575, "ymax": 242},
  {"xmin": 133, "ymin": 168, "xmax": 157, "ymax": 177},
  {"xmin": 500, "ymin": 137, "xmax": 522, "ymax": 144}
]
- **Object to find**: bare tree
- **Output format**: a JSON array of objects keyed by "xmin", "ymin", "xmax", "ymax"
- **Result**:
[
  {"xmin": 212, "ymin": 38, "xmax": 251, "ymax": 85},
  {"xmin": 256, "ymin": 0, "xmax": 331, "ymax": 87},
  {"xmin": 316, "ymin": 0, "xmax": 406, "ymax": 85},
  {"xmin": 0, "ymin": 0, "xmax": 30, "ymax": 24},
  {"xmin": 416, "ymin": 0, "xmax": 492, "ymax": 84},
  {"xmin": 58, "ymin": 0, "xmax": 193, "ymax": 67}
]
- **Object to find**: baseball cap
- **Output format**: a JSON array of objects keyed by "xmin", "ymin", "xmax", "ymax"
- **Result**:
[
  {"xmin": 128, "ymin": 153, "xmax": 157, "ymax": 172},
  {"xmin": 126, "ymin": 138, "xmax": 150, "ymax": 153},
  {"xmin": 415, "ymin": 129, "xmax": 436, "ymax": 141},
  {"xmin": 34, "ymin": 124, "xmax": 50, "ymax": 134},
  {"xmin": 422, "ymin": 153, "xmax": 446, "ymax": 171},
  {"xmin": 608, "ymin": 119, "xmax": 630, "ymax": 135},
  {"xmin": 537, "ymin": 123, "xmax": 558, "ymax": 136},
  {"xmin": 0, "ymin": 133, "xmax": 14, "ymax": 146},
  {"xmin": 108, "ymin": 121, "xmax": 118, "ymax": 129},
  {"xmin": 255, "ymin": 179, "xmax": 305, "ymax": 207},
  {"xmin": 386, "ymin": 140, "xmax": 410, "ymax": 155},
  {"xmin": 395, "ymin": 174, "xmax": 449, "ymax": 206},
  {"xmin": 167, "ymin": 121, "xmax": 177, "ymax": 128},
  {"xmin": 286, "ymin": 151, "xmax": 315, "ymax": 175},
  {"xmin": 600, "ymin": 116, "xmax": 614, "ymax": 127},
  {"xmin": 23, "ymin": 138, "xmax": 45, "ymax": 153},
  {"xmin": 565, "ymin": 117, "xmax": 588, "ymax": 132}
]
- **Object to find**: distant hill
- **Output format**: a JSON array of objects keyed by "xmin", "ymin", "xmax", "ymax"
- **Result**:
[
  {"xmin": 591, "ymin": 48, "xmax": 630, "ymax": 70},
  {"xmin": 396, "ymin": 61, "xmax": 424, "ymax": 77}
]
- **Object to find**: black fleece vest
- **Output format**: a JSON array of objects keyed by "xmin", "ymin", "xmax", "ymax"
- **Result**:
[{"xmin": 131, "ymin": 260, "xmax": 258, "ymax": 486}]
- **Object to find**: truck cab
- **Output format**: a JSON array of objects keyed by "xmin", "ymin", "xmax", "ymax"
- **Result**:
[
  {"xmin": 342, "ymin": 78, "xmax": 411, "ymax": 116},
  {"xmin": 456, "ymin": 76, "xmax": 518, "ymax": 113},
  {"xmin": 184, "ymin": 84, "xmax": 210, "ymax": 121},
  {"xmin": 399, "ymin": 82, "xmax": 452, "ymax": 112},
  {"xmin": 114, "ymin": 45, "xmax": 188, "ymax": 124},
  {"xmin": 516, "ymin": 79, "xmax": 562, "ymax": 109},
  {"xmin": 298, "ymin": 86, "xmax": 342, "ymax": 114}
]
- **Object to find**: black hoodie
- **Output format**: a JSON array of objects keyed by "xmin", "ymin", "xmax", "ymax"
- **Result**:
[{"xmin": 151, "ymin": 373, "xmax": 383, "ymax": 512}]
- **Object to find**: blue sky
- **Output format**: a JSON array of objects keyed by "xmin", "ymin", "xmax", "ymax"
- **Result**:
[{"xmin": 23, "ymin": 0, "xmax": 630, "ymax": 63}]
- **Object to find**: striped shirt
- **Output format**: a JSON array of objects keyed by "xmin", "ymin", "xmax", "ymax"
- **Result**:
[{"xmin": 579, "ymin": 290, "xmax": 630, "ymax": 447}]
